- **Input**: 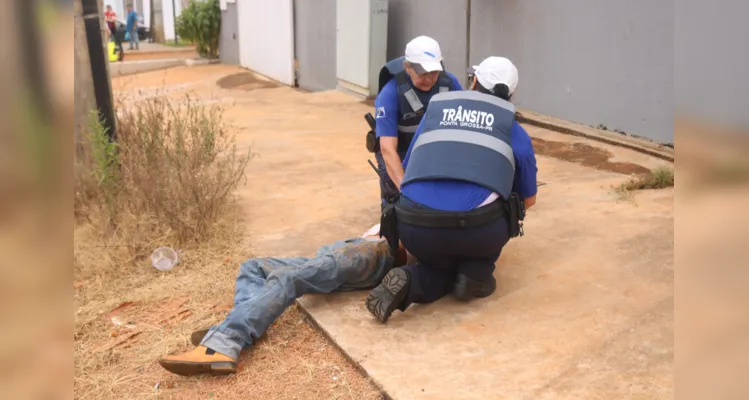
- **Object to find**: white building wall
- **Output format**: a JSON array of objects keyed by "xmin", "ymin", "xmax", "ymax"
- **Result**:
[
  {"xmin": 237, "ymin": 0, "xmax": 295, "ymax": 85},
  {"xmin": 162, "ymin": 0, "xmax": 184, "ymax": 41}
]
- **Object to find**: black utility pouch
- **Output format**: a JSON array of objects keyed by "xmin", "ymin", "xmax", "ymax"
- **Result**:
[
  {"xmin": 366, "ymin": 130, "xmax": 380, "ymax": 153},
  {"xmin": 380, "ymin": 195, "xmax": 400, "ymax": 258},
  {"xmin": 364, "ymin": 113, "xmax": 379, "ymax": 153},
  {"xmin": 507, "ymin": 193, "xmax": 526, "ymax": 238}
]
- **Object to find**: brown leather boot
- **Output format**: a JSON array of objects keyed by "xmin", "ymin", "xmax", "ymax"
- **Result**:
[{"xmin": 158, "ymin": 346, "xmax": 237, "ymax": 376}]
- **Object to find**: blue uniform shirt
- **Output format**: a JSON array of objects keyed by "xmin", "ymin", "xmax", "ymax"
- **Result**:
[
  {"xmin": 127, "ymin": 10, "xmax": 138, "ymax": 32},
  {"xmin": 401, "ymin": 119, "xmax": 538, "ymax": 211},
  {"xmin": 374, "ymin": 72, "xmax": 463, "ymax": 138}
]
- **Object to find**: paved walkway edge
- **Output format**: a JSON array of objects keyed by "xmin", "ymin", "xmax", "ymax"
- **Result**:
[
  {"xmin": 295, "ymin": 300, "xmax": 394, "ymax": 400},
  {"xmin": 110, "ymin": 58, "xmax": 219, "ymax": 77},
  {"xmin": 517, "ymin": 109, "xmax": 675, "ymax": 162}
]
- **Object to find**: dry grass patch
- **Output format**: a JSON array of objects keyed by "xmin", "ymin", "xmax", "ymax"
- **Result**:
[{"xmin": 615, "ymin": 166, "xmax": 675, "ymax": 202}]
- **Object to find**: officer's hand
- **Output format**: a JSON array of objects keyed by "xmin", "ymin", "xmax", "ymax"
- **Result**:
[{"xmin": 524, "ymin": 194, "xmax": 537, "ymax": 210}]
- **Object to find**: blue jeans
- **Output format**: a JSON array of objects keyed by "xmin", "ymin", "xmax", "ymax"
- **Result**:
[
  {"xmin": 201, "ymin": 238, "xmax": 393, "ymax": 359},
  {"xmin": 128, "ymin": 28, "xmax": 139, "ymax": 49}
]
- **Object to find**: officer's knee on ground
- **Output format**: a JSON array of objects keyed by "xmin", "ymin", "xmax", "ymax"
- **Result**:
[{"xmin": 453, "ymin": 273, "xmax": 497, "ymax": 301}]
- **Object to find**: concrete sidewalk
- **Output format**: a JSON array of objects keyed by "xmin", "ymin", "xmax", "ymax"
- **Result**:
[{"xmin": 114, "ymin": 65, "xmax": 674, "ymax": 400}]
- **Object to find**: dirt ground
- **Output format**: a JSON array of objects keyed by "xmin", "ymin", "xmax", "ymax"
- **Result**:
[{"xmin": 76, "ymin": 65, "xmax": 673, "ymax": 399}]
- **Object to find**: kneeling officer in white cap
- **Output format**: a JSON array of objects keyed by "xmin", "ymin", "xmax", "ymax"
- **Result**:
[
  {"xmin": 368, "ymin": 36, "xmax": 463, "ymax": 206},
  {"xmin": 366, "ymin": 57, "xmax": 539, "ymax": 323}
]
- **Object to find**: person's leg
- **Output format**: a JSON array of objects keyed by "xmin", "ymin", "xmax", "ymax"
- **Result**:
[
  {"xmin": 401, "ymin": 261, "xmax": 456, "ymax": 303},
  {"xmin": 203, "ymin": 240, "xmax": 390, "ymax": 357},
  {"xmin": 398, "ymin": 219, "xmax": 461, "ymax": 304},
  {"xmin": 366, "ymin": 212, "xmax": 461, "ymax": 322},
  {"xmin": 132, "ymin": 28, "xmax": 139, "ymax": 49},
  {"xmin": 453, "ymin": 216, "xmax": 511, "ymax": 300},
  {"xmin": 160, "ymin": 239, "xmax": 395, "ymax": 375},
  {"xmin": 158, "ymin": 256, "xmax": 289, "ymax": 376},
  {"xmin": 330, "ymin": 238, "xmax": 396, "ymax": 291}
]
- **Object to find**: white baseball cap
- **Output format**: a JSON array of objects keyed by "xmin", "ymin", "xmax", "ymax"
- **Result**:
[
  {"xmin": 470, "ymin": 57, "xmax": 519, "ymax": 95},
  {"xmin": 404, "ymin": 36, "xmax": 444, "ymax": 74}
]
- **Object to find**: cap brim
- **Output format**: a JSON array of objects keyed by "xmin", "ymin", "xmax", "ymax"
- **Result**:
[{"xmin": 411, "ymin": 60, "xmax": 443, "ymax": 74}]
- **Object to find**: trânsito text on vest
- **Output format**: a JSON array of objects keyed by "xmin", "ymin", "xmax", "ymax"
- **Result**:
[{"xmin": 440, "ymin": 106, "xmax": 495, "ymax": 131}]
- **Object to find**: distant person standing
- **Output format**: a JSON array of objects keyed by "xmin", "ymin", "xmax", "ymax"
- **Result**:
[
  {"xmin": 104, "ymin": 5, "xmax": 117, "ymax": 39},
  {"xmin": 126, "ymin": 3, "xmax": 139, "ymax": 50}
]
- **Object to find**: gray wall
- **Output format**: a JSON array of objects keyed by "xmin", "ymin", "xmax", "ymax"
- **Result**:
[
  {"xmin": 675, "ymin": 0, "xmax": 749, "ymax": 130},
  {"xmin": 294, "ymin": 0, "xmax": 337, "ymax": 91},
  {"xmin": 286, "ymin": 0, "xmax": 676, "ymax": 142},
  {"xmin": 387, "ymin": 0, "xmax": 469, "ymax": 86},
  {"xmin": 470, "ymin": 0, "xmax": 673, "ymax": 143},
  {"xmin": 219, "ymin": 2, "xmax": 240, "ymax": 65}
]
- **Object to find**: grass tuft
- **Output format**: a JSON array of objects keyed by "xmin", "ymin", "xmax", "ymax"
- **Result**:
[
  {"xmin": 74, "ymin": 95, "xmax": 254, "ymax": 264},
  {"xmin": 615, "ymin": 166, "xmax": 674, "ymax": 201}
]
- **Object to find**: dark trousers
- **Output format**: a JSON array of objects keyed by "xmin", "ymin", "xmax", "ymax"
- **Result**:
[
  {"xmin": 397, "ymin": 195, "xmax": 511, "ymax": 304},
  {"xmin": 110, "ymin": 25, "xmax": 124, "ymax": 52}
]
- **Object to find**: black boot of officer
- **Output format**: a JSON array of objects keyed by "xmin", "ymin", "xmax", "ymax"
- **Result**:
[
  {"xmin": 365, "ymin": 267, "xmax": 410, "ymax": 323},
  {"xmin": 366, "ymin": 266, "xmax": 497, "ymax": 322},
  {"xmin": 453, "ymin": 273, "xmax": 497, "ymax": 301}
]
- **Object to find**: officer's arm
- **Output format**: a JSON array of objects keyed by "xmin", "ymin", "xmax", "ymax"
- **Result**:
[
  {"xmin": 511, "ymin": 123, "xmax": 539, "ymax": 210},
  {"xmin": 380, "ymin": 138, "xmax": 404, "ymax": 189},
  {"xmin": 448, "ymin": 73, "xmax": 464, "ymax": 91},
  {"xmin": 375, "ymin": 83, "xmax": 405, "ymax": 188}
]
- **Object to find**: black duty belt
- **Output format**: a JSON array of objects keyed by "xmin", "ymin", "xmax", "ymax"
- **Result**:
[{"xmin": 395, "ymin": 199, "xmax": 506, "ymax": 229}]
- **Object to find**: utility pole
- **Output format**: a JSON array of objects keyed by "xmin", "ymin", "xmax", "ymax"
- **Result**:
[
  {"xmin": 151, "ymin": 0, "xmax": 165, "ymax": 43},
  {"xmin": 80, "ymin": 0, "xmax": 116, "ymax": 141},
  {"xmin": 172, "ymin": 0, "xmax": 179, "ymax": 44}
]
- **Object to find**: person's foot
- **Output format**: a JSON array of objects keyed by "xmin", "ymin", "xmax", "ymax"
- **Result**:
[
  {"xmin": 366, "ymin": 267, "xmax": 409, "ymax": 323},
  {"xmin": 190, "ymin": 328, "xmax": 210, "ymax": 346},
  {"xmin": 453, "ymin": 273, "xmax": 496, "ymax": 301},
  {"xmin": 158, "ymin": 346, "xmax": 237, "ymax": 376}
]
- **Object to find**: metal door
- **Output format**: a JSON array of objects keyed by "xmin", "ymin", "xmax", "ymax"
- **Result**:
[
  {"xmin": 237, "ymin": 0, "xmax": 295, "ymax": 85},
  {"xmin": 219, "ymin": 2, "xmax": 240, "ymax": 65},
  {"xmin": 293, "ymin": 0, "xmax": 337, "ymax": 91}
]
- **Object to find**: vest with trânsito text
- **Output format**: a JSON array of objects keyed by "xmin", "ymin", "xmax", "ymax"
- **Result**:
[
  {"xmin": 401, "ymin": 90, "xmax": 517, "ymax": 199},
  {"xmin": 377, "ymin": 56, "xmax": 454, "ymax": 158}
]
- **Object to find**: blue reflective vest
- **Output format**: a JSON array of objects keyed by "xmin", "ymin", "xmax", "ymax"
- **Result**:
[
  {"xmin": 401, "ymin": 91, "xmax": 517, "ymax": 199},
  {"xmin": 377, "ymin": 56, "xmax": 453, "ymax": 157}
]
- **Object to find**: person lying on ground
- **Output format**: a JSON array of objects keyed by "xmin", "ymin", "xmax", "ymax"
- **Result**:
[{"xmin": 158, "ymin": 226, "xmax": 408, "ymax": 376}]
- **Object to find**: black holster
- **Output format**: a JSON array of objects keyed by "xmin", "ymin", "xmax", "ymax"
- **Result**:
[
  {"xmin": 366, "ymin": 130, "xmax": 379, "ymax": 153},
  {"xmin": 379, "ymin": 193, "xmax": 400, "ymax": 258},
  {"xmin": 506, "ymin": 193, "xmax": 526, "ymax": 238}
]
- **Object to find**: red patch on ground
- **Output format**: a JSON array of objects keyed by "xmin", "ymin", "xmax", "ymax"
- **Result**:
[{"xmin": 531, "ymin": 138, "xmax": 651, "ymax": 175}]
